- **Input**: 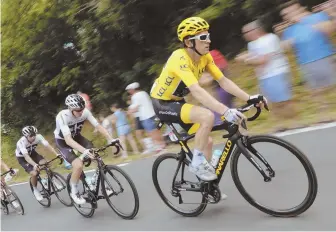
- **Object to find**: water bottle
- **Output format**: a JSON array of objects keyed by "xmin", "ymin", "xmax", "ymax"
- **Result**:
[
  {"xmin": 90, "ymin": 171, "xmax": 98, "ymax": 186},
  {"xmin": 211, "ymin": 149, "xmax": 222, "ymax": 168},
  {"xmin": 41, "ymin": 177, "xmax": 48, "ymax": 189}
]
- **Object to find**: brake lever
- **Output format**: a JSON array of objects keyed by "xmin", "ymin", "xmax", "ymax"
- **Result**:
[
  {"xmin": 114, "ymin": 145, "xmax": 120, "ymax": 155},
  {"xmin": 263, "ymin": 99, "xmax": 270, "ymax": 111},
  {"xmin": 241, "ymin": 119, "xmax": 247, "ymax": 130}
]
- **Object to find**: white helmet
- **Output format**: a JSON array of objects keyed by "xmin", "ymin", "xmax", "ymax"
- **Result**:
[
  {"xmin": 22, "ymin": 126, "xmax": 38, "ymax": 137},
  {"xmin": 65, "ymin": 94, "xmax": 86, "ymax": 109}
]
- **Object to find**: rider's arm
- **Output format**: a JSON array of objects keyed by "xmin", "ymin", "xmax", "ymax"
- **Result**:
[
  {"xmin": 174, "ymin": 62, "xmax": 228, "ymax": 115},
  {"xmin": 64, "ymin": 135, "xmax": 87, "ymax": 154},
  {"xmin": 0, "ymin": 160, "xmax": 11, "ymax": 172},
  {"xmin": 23, "ymin": 154, "xmax": 39, "ymax": 167},
  {"xmin": 37, "ymin": 134, "xmax": 59, "ymax": 157},
  {"xmin": 86, "ymin": 110, "xmax": 114, "ymax": 142},
  {"xmin": 189, "ymin": 84, "xmax": 228, "ymax": 115},
  {"xmin": 206, "ymin": 54, "xmax": 250, "ymax": 102}
]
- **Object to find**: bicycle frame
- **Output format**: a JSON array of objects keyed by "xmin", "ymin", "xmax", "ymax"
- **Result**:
[
  {"xmin": 167, "ymin": 120, "xmax": 275, "ymax": 192},
  {"xmin": 81, "ymin": 156, "xmax": 109, "ymax": 201}
]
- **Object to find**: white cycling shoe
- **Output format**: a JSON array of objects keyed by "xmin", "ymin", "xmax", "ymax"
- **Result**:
[
  {"xmin": 189, "ymin": 161, "xmax": 218, "ymax": 181},
  {"xmin": 33, "ymin": 190, "xmax": 43, "ymax": 201},
  {"xmin": 70, "ymin": 192, "xmax": 86, "ymax": 205}
]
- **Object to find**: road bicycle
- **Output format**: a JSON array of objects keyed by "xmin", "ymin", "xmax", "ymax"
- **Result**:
[
  {"xmin": 1, "ymin": 169, "xmax": 24, "ymax": 215},
  {"xmin": 152, "ymin": 96, "xmax": 318, "ymax": 217},
  {"xmin": 66, "ymin": 140, "xmax": 139, "ymax": 219},
  {"xmin": 29, "ymin": 156, "xmax": 72, "ymax": 207}
]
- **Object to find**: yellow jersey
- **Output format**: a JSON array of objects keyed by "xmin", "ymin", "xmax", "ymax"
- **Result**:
[{"xmin": 150, "ymin": 48, "xmax": 223, "ymax": 101}]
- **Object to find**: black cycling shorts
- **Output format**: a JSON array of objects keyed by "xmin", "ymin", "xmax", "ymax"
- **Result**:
[
  {"xmin": 151, "ymin": 98, "xmax": 200, "ymax": 135},
  {"xmin": 55, "ymin": 134, "xmax": 93, "ymax": 164},
  {"xmin": 17, "ymin": 151, "xmax": 45, "ymax": 173}
]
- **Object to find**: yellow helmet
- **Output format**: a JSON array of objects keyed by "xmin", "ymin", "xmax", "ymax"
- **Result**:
[{"xmin": 177, "ymin": 17, "xmax": 210, "ymax": 42}]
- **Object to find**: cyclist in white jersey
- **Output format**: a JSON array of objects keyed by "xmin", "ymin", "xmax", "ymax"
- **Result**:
[
  {"xmin": 16, "ymin": 126, "xmax": 61, "ymax": 201},
  {"xmin": 54, "ymin": 94, "xmax": 116, "ymax": 205}
]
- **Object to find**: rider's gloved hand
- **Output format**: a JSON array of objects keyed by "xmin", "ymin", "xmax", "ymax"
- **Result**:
[
  {"xmin": 108, "ymin": 138, "xmax": 120, "ymax": 144},
  {"xmin": 222, "ymin": 109, "xmax": 246, "ymax": 125},
  {"xmin": 9, "ymin": 168, "xmax": 16, "ymax": 176},
  {"xmin": 248, "ymin": 94, "xmax": 268, "ymax": 108},
  {"xmin": 33, "ymin": 164, "xmax": 40, "ymax": 172},
  {"xmin": 83, "ymin": 149, "xmax": 95, "ymax": 159}
]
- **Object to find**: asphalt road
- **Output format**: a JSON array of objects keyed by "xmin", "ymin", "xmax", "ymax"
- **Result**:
[{"xmin": 2, "ymin": 125, "xmax": 336, "ymax": 231}]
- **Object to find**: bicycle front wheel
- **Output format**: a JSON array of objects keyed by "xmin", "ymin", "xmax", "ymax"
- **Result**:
[
  {"xmin": 152, "ymin": 153, "xmax": 207, "ymax": 217},
  {"xmin": 66, "ymin": 173, "xmax": 95, "ymax": 218},
  {"xmin": 50, "ymin": 172, "xmax": 72, "ymax": 207},
  {"xmin": 101, "ymin": 165, "xmax": 139, "ymax": 219},
  {"xmin": 6, "ymin": 187, "xmax": 24, "ymax": 215},
  {"xmin": 29, "ymin": 177, "xmax": 51, "ymax": 208},
  {"xmin": 231, "ymin": 135, "xmax": 318, "ymax": 217}
]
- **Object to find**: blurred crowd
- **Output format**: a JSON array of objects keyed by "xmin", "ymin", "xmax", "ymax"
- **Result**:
[{"xmin": 84, "ymin": 0, "xmax": 335, "ymax": 156}]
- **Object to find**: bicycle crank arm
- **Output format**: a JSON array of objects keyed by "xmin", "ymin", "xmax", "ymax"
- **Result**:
[
  {"xmin": 237, "ymin": 140, "xmax": 272, "ymax": 182},
  {"xmin": 175, "ymin": 187, "xmax": 202, "ymax": 192}
]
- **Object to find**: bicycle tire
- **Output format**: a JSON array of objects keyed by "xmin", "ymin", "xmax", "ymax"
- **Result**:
[
  {"xmin": 152, "ymin": 153, "xmax": 207, "ymax": 217},
  {"xmin": 101, "ymin": 165, "xmax": 139, "ymax": 220},
  {"xmin": 6, "ymin": 187, "xmax": 25, "ymax": 215},
  {"xmin": 50, "ymin": 172, "xmax": 72, "ymax": 207},
  {"xmin": 1, "ymin": 199, "xmax": 9, "ymax": 215},
  {"xmin": 29, "ymin": 177, "xmax": 51, "ymax": 208},
  {"xmin": 230, "ymin": 135, "xmax": 318, "ymax": 217},
  {"xmin": 66, "ymin": 173, "xmax": 95, "ymax": 218}
]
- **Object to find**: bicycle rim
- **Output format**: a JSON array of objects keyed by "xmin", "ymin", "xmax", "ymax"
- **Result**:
[
  {"xmin": 101, "ymin": 165, "xmax": 139, "ymax": 219},
  {"xmin": 29, "ymin": 177, "xmax": 51, "ymax": 208},
  {"xmin": 231, "ymin": 135, "xmax": 318, "ymax": 217},
  {"xmin": 51, "ymin": 172, "xmax": 72, "ymax": 207},
  {"xmin": 152, "ymin": 153, "xmax": 207, "ymax": 217},
  {"xmin": 6, "ymin": 187, "xmax": 24, "ymax": 215},
  {"xmin": 66, "ymin": 173, "xmax": 95, "ymax": 218}
]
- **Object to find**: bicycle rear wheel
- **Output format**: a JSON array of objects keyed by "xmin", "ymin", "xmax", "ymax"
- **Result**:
[
  {"xmin": 50, "ymin": 172, "xmax": 72, "ymax": 207},
  {"xmin": 101, "ymin": 165, "xmax": 139, "ymax": 219},
  {"xmin": 66, "ymin": 173, "xmax": 96, "ymax": 218},
  {"xmin": 6, "ymin": 187, "xmax": 24, "ymax": 215},
  {"xmin": 29, "ymin": 177, "xmax": 51, "ymax": 207},
  {"xmin": 152, "ymin": 153, "xmax": 207, "ymax": 217},
  {"xmin": 231, "ymin": 135, "xmax": 318, "ymax": 217}
]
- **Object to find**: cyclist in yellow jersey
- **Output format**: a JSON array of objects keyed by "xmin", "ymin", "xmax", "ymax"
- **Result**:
[{"xmin": 151, "ymin": 17, "xmax": 267, "ymax": 183}]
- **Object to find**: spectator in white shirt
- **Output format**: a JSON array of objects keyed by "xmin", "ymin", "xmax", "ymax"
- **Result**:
[
  {"xmin": 235, "ymin": 20, "xmax": 296, "ymax": 129},
  {"xmin": 126, "ymin": 82, "xmax": 166, "ymax": 153}
]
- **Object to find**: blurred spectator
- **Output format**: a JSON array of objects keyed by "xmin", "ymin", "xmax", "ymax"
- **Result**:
[
  {"xmin": 126, "ymin": 97, "xmax": 154, "ymax": 154},
  {"xmin": 279, "ymin": 0, "xmax": 336, "ymax": 109},
  {"xmin": 126, "ymin": 82, "xmax": 166, "ymax": 153},
  {"xmin": 235, "ymin": 20, "xmax": 295, "ymax": 126},
  {"xmin": 77, "ymin": 91, "xmax": 92, "ymax": 110},
  {"xmin": 199, "ymin": 49, "xmax": 234, "ymax": 126},
  {"xmin": 110, "ymin": 103, "xmax": 139, "ymax": 158},
  {"xmin": 97, "ymin": 113, "xmax": 114, "ymax": 137},
  {"xmin": 96, "ymin": 113, "xmax": 118, "ymax": 156}
]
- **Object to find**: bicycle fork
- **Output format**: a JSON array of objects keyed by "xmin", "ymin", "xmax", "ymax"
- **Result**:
[{"xmin": 237, "ymin": 138, "xmax": 275, "ymax": 182}]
